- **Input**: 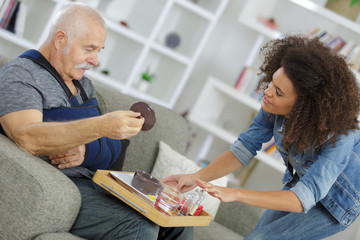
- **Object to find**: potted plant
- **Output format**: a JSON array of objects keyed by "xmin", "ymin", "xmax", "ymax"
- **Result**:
[{"xmin": 138, "ymin": 68, "xmax": 155, "ymax": 92}]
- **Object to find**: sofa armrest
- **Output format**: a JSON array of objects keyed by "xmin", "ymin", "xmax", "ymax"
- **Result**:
[{"xmin": 0, "ymin": 135, "xmax": 81, "ymax": 239}]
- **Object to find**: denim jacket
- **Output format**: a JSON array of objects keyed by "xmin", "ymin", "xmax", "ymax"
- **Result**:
[{"xmin": 230, "ymin": 108, "xmax": 360, "ymax": 226}]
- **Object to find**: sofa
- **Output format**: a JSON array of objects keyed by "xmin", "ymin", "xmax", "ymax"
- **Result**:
[{"xmin": 0, "ymin": 57, "xmax": 263, "ymax": 240}]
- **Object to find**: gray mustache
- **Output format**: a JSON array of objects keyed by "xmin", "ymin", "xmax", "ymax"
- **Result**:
[{"xmin": 75, "ymin": 63, "xmax": 92, "ymax": 70}]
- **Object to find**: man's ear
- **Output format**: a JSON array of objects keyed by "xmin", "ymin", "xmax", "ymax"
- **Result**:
[{"xmin": 53, "ymin": 30, "xmax": 67, "ymax": 50}]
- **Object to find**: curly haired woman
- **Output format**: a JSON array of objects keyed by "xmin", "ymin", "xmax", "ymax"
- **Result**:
[{"xmin": 163, "ymin": 35, "xmax": 360, "ymax": 239}]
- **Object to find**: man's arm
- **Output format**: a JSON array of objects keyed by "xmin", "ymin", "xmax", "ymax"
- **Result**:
[{"xmin": 0, "ymin": 108, "xmax": 144, "ymax": 156}]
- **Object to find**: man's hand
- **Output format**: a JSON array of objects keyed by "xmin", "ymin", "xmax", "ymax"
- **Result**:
[
  {"xmin": 49, "ymin": 145, "xmax": 86, "ymax": 169},
  {"xmin": 100, "ymin": 111, "xmax": 145, "ymax": 139}
]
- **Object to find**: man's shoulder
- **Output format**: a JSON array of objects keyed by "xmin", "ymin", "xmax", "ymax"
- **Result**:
[{"xmin": 0, "ymin": 57, "xmax": 43, "ymax": 75}]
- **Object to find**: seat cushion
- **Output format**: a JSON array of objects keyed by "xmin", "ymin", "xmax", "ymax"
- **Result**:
[{"xmin": 194, "ymin": 221, "xmax": 243, "ymax": 240}]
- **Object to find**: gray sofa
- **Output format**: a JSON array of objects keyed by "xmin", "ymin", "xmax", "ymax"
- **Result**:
[{"xmin": 0, "ymin": 57, "xmax": 262, "ymax": 239}]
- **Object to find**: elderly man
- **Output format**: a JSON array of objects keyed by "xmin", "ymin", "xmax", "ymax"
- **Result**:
[{"xmin": 0, "ymin": 3, "xmax": 192, "ymax": 240}]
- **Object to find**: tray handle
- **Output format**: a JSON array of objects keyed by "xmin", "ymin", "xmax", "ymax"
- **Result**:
[{"xmin": 101, "ymin": 182, "xmax": 148, "ymax": 214}]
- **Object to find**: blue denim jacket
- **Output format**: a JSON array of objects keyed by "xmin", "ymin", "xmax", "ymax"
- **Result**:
[{"xmin": 230, "ymin": 108, "xmax": 360, "ymax": 226}]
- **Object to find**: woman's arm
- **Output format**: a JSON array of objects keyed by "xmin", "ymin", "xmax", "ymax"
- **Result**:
[
  {"xmin": 196, "ymin": 179, "xmax": 304, "ymax": 213},
  {"xmin": 195, "ymin": 150, "xmax": 243, "ymax": 181},
  {"xmin": 162, "ymin": 151, "xmax": 243, "ymax": 193}
]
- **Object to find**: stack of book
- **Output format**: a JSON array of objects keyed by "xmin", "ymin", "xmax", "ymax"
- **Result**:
[
  {"xmin": 0, "ymin": 0, "xmax": 25, "ymax": 36},
  {"xmin": 234, "ymin": 66, "xmax": 262, "ymax": 102},
  {"xmin": 307, "ymin": 27, "xmax": 360, "ymax": 72},
  {"xmin": 261, "ymin": 138, "xmax": 282, "ymax": 163}
]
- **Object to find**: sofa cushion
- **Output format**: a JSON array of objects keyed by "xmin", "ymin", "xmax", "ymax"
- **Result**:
[
  {"xmin": 214, "ymin": 201, "xmax": 263, "ymax": 236},
  {"xmin": 151, "ymin": 141, "xmax": 228, "ymax": 217},
  {"xmin": 194, "ymin": 220, "xmax": 243, "ymax": 240}
]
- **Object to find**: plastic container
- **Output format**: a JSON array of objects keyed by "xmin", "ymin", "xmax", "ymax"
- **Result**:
[{"xmin": 155, "ymin": 185, "xmax": 183, "ymax": 216}]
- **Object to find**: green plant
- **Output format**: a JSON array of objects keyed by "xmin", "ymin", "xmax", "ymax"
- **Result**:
[{"xmin": 141, "ymin": 72, "xmax": 153, "ymax": 82}]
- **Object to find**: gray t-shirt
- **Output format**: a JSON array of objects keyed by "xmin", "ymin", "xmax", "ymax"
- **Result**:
[
  {"xmin": 0, "ymin": 57, "xmax": 97, "ymax": 178},
  {"xmin": 0, "ymin": 57, "xmax": 96, "ymax": 115}
]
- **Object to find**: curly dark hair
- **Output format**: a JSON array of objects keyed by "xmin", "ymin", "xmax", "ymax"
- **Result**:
[{"xmin": 258, "ymin": 35, "xmax": 360, "ymax": 153}]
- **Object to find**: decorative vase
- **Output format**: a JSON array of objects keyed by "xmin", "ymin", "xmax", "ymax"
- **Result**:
[
  {"xmin": 325, "ymin": 0, "xmax": 360, "ymax": 21},
  {"xmin": 138, "ymin": 80, "xmax": 150, "ymax": 92}
]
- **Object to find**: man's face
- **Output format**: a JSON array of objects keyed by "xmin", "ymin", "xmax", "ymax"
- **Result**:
[{"xmin": 59, "ymin": 20, "xmax": 106, "ymax": 81}]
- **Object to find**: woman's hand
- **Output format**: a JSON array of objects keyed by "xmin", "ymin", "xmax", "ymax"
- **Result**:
[
  {"xmin": 49, "ymin": 145, "xmax": 86, "ymax": 169},
  {"xmin": 196, "ymin": 179, "xmax": 239, "ymax": 202},
  {"xmin": 161, "ymin": 173, "xmax": 198, "ymax": 193}
]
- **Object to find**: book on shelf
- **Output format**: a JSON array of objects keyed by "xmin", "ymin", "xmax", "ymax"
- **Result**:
[
  {"xmin": 261, "ymin": 138, "xmax": 282, "ymax": 163},
  {"xmin": 338, "ymin": 40, "xmax": 356, "ymax": 57},
  {"xmin": 326, "ymin": 36, "xmax": 346, "ymax": 52},
  {"xmin": 14, "ymin": 0, "xmax": 26, "ymax": 37},
  {"xmin": 0, "ymin": 0, "xmax": 22, "ymax": 34},
  {"xmin": 234, "ymin": 66, "xmax": 258, "ymax": 94},
  {"xmin": 307, "ymin": 28, "xmax": 360, "ymax": 73}
]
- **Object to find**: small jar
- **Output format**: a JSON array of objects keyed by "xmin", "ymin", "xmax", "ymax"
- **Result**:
[
  {"xmin": 154, "ymin": 185, "xmax": 183, "ymax": 216},
  {"xmin": 178, "ymin": 189, "xmax": 204, "ymax": 216}
]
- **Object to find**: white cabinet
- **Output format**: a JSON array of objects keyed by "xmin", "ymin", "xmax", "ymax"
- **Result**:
[
  {"xmin": 0, "ymin": 0, "xmax": 229, "ymax": 109},
  {"xmin": 188, "ymin": 76, "xmax": 286, "ymax": 173}
]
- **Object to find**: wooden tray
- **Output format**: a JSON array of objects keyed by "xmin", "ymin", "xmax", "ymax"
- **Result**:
[{"xmin": 93, "ymin": 170, "xmax": 212, "ymax": 227}]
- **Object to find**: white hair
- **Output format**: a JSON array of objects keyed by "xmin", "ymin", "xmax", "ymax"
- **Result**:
[{"xmin": 46, "ymin": 2, "xmax": 105, "ymax": 54}]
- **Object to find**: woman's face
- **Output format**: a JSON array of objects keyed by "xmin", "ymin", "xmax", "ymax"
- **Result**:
[{"xmin": 261, "ymin": 67, "xmax": 297, "ymax": 118}]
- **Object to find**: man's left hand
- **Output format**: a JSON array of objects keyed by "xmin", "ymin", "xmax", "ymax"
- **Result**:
[{"xmin": 49, "ymin": 145, "xmax": 86, "ymax": 169}]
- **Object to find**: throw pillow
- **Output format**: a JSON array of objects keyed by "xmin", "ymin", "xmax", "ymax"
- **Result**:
[{"xmin": 151, "ymin": 141, "xmax": 228, "ymax": 217}]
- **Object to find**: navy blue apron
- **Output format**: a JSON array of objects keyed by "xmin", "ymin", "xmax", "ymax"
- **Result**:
[{"xmin": 0, "ymin": 49, "xmax": 124, "ymax": 171}]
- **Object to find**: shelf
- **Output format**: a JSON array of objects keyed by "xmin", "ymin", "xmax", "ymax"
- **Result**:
[
  {"xmin": 181, "ymin": 0, "xmax": 223, "ymax": 14},
  {"xmin": 85, "ymin": 70, "xmax": 126, "ymax": 90},
  {"xmin": 96, "ymin": 0, "xmax": 167, "ymax": 38},
  {"xmin": 95, "ymin": 29, "xmax": 144, "ymax": 84},
  {"xmin": 132, "ymin": 49, "xmax": 187, "ymax": 104},
  {"xmin": 151, "ymin": 42, "xmax": 190, "ymax": 65},
  {"xmin": 104, "ymin": 18, "xmax": 147, "ymax": 45},
  {"xmin": 155, "ymin": 3, "xmax": 210, "ymax": 58},
  {"xmin": 256, "ymin": 151, "xmax": 286, "ymax": 173},
  {"xmin": 175, "ymin": 0, "xmax": 214, "ymax": 20},
  {"xmin": 209, "ymin": 77, "xmax": 261, "ymax": 111},
  {"xmin": 0, "ymin": 28, "xmax": 35, "ymax": 50},
  {"xmin": 0, "ymin": 0, "xmax": 229, "ymax": 109},
  {"xmin": 188, "ymin": 76, "xmax": 286, "ymax": 173},
  {"xmin": 290, "ymin": 0, "xmax": 360, "ymax": 35},
  {"xmin": 238, "ymin": 0, "xmax": 360, "ymax": 41},
  {"xmin": 22, "ymin": 0, "xmax": 58, "ymax": 45}
]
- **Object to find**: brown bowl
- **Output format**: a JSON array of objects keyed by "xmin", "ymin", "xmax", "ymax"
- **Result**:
[
  {"xmin": 131, "ymin": 170, "xmax": 163, "ymax": 196},
  {"xmin": 130, "ymin": 102, "xmax": 156, "ymax": 131}
]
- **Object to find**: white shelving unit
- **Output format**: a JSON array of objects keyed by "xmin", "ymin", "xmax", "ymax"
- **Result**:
[
  {"xmin": 237, "ymin": 0, "xmax": 360, "ymax": 77},
  {"xmin": 188, "ymin": 76, "xmax": 286, "ymax": 173},
  {"xmin": 0, "ymin": 0, "xmax": 229, "ymax": 109},
  {"xmin": 239, "ymin": 0, "xmax": 360, "ymax": 46}
]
